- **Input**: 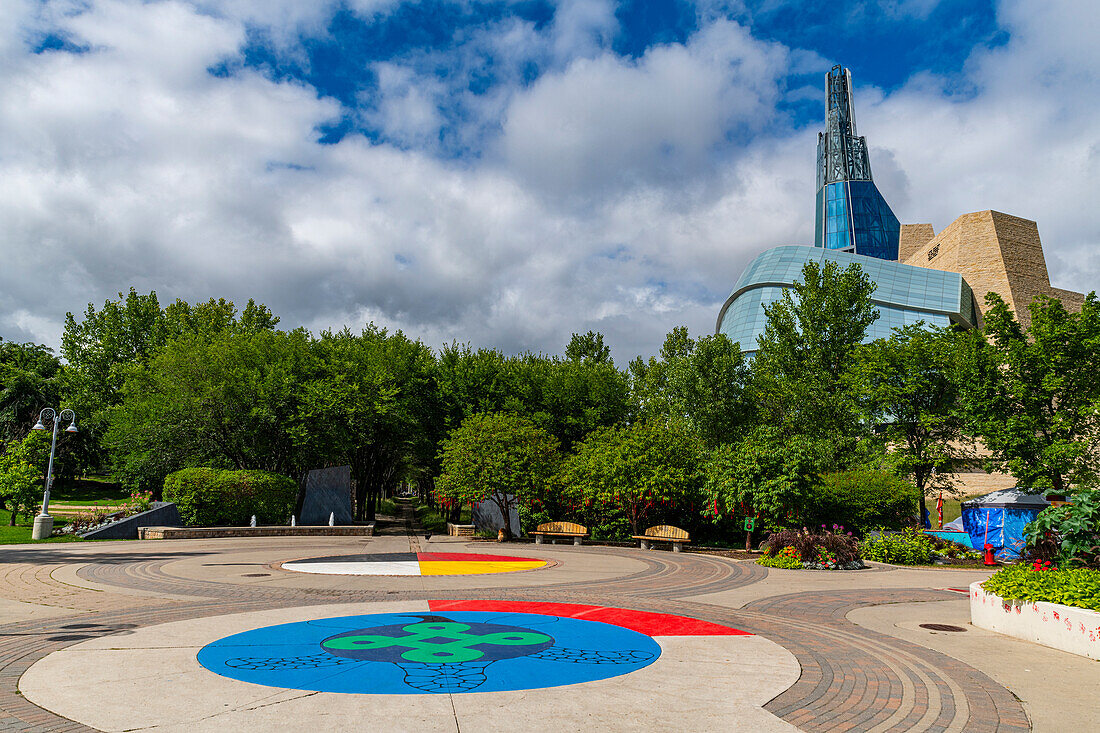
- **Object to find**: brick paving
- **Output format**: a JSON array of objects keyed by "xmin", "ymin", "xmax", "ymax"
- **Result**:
[{"xmin": 0, "ymin": 537, "xmax": 1032, "ymax": 732}]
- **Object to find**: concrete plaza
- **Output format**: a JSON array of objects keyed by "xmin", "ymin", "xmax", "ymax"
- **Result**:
[{"xmin": 1, "ymin": 524, "xmax": 1096, "ymax": 732}]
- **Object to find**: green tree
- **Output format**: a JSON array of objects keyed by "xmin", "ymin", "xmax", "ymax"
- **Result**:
[
  {"xmin": 0, "ymin": 340, "xmax": 62, "ymax": 443},
  {"xmin": 957, "ymin": 293, "xmax": 1100, "ymax": 495},
  {"xmin": 435, "ymin": 344, "xmax": 628, "ymax": 454},
  {"xmin": 751, "ymin": 260, "xmax": 879, "ymax": 439},
  {"xmin": 557, "ymin": 419, "xmax": 704, "ymax": 537},
  {"xmin": 105, "ymin": 329, "xmax": 322, "ymax": 494},
  {"xmin": 851, "ymin": 324, "xmax": 969, "ymax": 522},
  {"xmin": 806, "ymin": 469, "xmax": 918, "ymax": 535},
  {"xmin": 629, "ymin": 328, "xmax": 751, "ymax": 447},
  {"xmin": 436, "ymin": 413, "xmax": 561, "ymax": 539},
  {"xmin": 0, "ymin": 433, "xmax": 49, "ymax": 525},
  {"xmin": 705, "ymin": 425, "xmax": 829, "ymax": 532},
  {"xmin": 565, "ymin": 331, "xmax": 611, "ymax": 364},
  {"xmin": 312, "ymin": 326, "xmax": 439, "ymax": 521},
  {"xmin": 62, "ymin": 290, "xmax": 281, "ymax": 474}
]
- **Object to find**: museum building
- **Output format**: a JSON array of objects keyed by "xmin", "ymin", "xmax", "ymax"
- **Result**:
[{"xmin": 717, "ymin": 65, "xmax": 1086, "ymax": 352}]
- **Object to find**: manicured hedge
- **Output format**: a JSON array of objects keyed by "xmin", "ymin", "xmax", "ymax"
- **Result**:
[
  {"xmin": 163, "ymin": 468, "xmax": 297, "ymax": 526},
  {"xmin": 807, "ymin": 469, "xmax": 918, "ymax": 535},
  {"xmin": 983, "ymin": 565, "xmax": 1100, "ymax": 612}
]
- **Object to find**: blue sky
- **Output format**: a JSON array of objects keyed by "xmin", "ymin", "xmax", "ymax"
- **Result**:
[
  {"xmin": 219, "ymin": 0, "xmax": 1003, "ymax": 149},
  {"xmin": 1, "ymin": 0, "xmax": 1096, "ymax": 361}
]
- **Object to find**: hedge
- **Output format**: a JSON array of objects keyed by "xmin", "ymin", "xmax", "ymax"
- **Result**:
[
  {"xmin": 806, "ymin": 469, "xmax": 918, "ymax": 535},
  {"xmin": 163, "ymin": 468, "xmax": 297, "ymax": 526}
]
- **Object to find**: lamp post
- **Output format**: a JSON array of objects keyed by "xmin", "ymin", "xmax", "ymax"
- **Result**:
[{"xmin": 30, "ymin": 408, "xmax": 77, "ymax": 540}]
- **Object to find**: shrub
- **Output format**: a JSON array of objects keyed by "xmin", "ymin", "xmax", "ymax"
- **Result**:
[
  {"xmin": 163, "ymin": 468, "xmax": 296, "ymax": 526},
  {"xmin": 806, "ymin": 470, "xmax": 918, "ymax": 536},
  {"xmin": 758, "ymin": 546, "xmax": 802, "ymax": 569},
  {"xmin": 983, "ymin": 564, "xmax": 1100, "ymax": 612},
  {"xmin": 860, "ymin": 527, "xmax": 937, "ymax": 565},
  {"xmin": 764, "ymin": 526, "xmax": 861, "ymax": 565},
  {"xmin": 1024, "ymin": 486, "xmax": 1100, "ymax": 569}
]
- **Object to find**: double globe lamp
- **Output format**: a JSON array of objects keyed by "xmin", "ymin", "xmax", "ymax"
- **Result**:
[{"xmin": 30, "ymin": 408, "xmax": 78, "ymax": 540}]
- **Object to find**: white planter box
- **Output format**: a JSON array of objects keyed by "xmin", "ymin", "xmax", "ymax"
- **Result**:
[{"xmin": 970, "ymin": 581, "xmax": 1100, "ymax": 660}]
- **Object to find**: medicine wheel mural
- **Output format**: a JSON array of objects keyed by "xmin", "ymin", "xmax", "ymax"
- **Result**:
[
  {"xmin": 197, "ymin": 600, "xmax": 750, "ymax": 694},
  {"xmin": 279, "ymin": 552, "xmax": 549, "ymax": 576}
]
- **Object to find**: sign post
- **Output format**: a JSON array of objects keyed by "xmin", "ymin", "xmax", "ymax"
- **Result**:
[{"xmin": 743, "ymin": 517, "xmax": 756, "ymax": 551}]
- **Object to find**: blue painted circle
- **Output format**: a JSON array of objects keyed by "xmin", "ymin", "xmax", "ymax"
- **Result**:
[{"xmin": 197, "ymin": 611, "xmax": 661, "ymax": 694}]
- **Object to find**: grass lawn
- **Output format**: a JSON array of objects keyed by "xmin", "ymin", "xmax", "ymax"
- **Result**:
[
  {"xmin": 937, "ymin": 498, "xmax": 963, "ymax": 527},
  {"xmin": 0, "ymin": 508, "xmax": 84, "ymax": 544},
  {"xmin": 50, "ymin": 477, "xmax": 127, "ymax": 504}
]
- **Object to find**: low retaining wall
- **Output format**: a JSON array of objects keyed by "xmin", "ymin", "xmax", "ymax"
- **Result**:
[
  {"xmin": 79, "ymin": 502, "xmax": 182, "ymax": 540},
  {"xmin": 970, "ymin": 581, "xmax": 1100, "ymax": 660},
  {"xmin": 138, "ymin": 524, "xmax": 374, "ymax": 540}
]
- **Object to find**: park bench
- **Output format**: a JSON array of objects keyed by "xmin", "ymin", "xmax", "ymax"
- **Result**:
[
  {"xmin": 633, "ymin": 525, "xmax": 690, "ymax": 552},
  {"xmin": 530, "ymin": 521, "xmax": 589, "ymax": 546}
]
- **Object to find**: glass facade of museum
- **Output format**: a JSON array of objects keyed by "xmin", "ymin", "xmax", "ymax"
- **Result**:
[
  {"xmin": 716, "ymin": 246, "xmax": 979, "ymax": 353},
  {"xmin": 814, "ymin": 181, "xmax": 901, "ymax": 260},
  {"xmin": 813, "ymin": 65, "xmax": 901, "ymax": 261}
]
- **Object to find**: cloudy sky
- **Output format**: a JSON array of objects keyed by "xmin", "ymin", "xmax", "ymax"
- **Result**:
[{"xmin": 1, "ymin": 0, "xmax": 1097, "ymax": 363}]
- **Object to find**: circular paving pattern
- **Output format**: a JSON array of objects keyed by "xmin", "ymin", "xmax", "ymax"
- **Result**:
[
  {"xmin": 280, "ymin": 551, "xmax": 549, "ymax": 576},
  {"xmin": 0, "ymin": 530, "xmax": 1036, "ymax": 733}
]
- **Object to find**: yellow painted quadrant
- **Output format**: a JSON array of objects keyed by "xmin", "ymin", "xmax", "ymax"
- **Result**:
[{"xmin": 418, "ymin": 560, "xmax": 547, "ymax": 575}]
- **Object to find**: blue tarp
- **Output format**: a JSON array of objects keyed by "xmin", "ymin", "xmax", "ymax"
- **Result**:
[{"xmin": 961, "ymin": 489, "xmax": 1049, "ymax": 561}]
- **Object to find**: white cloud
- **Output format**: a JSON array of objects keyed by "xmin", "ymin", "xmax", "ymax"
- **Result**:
[
  {"xmin": 499, "ymin": 20, "xmax": 790, "ymax": 200},
  {"xmin": 0, "ymin": 0, "xmax": 1095, "ymax": 366},
  {"xmin": 851, "ymin": 0, "xmax": 1100, "ymax": 294}
]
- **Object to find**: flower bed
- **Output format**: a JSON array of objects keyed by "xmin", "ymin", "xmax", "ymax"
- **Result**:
[
  {"xmin": 982, "ymin": 564, "xmax": 1100, "ymax": 612},
  {"xmin": 758, "ymin": 526, "xmax": 866, "ymax": 570},
  {"xmin": 60, "ymin": 491, "xmax": 153, "ymax": 535}
]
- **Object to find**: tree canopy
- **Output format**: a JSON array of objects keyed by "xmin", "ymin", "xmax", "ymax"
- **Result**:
[{"xmin": 957, "ymin": 293, "xmax": 1100, "ymax": 495}]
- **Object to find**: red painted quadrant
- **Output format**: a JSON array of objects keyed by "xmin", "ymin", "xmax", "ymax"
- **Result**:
[
  {"xmin": 429, "ymin": 600, "xmax": 751, "ymax": 636},
  {"xmin": 417, "ymin": 553, "xmax": 542, "ymax": 562}
]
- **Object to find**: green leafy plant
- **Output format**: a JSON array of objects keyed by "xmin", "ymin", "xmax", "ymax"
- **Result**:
[
  {"xmin": 983, "ymin": 564, "xmax": 1100, "ymax": 612},
  {"xmin": 758, "ymin": 546, "xmax": 802, "ymax": 569},
  {"xmin": 1024, "ymin": 486, "xmax": 1100, "ymax": 568},
  {"xmin": 859, "ymin": 527, "xmax": 937, "ymax": 565},
  {"xmin": 163, "ymin": 468, "xmax": 296, "ymax": 526}
]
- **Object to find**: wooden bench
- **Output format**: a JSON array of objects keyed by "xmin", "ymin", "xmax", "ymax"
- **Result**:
[
  {"xmin": 530, "ymin": 521, "xmax": 589, "ymax": 546},
  {"xmin": 633, "ymin": 525, "xmax": 690, "ymax": 552}
]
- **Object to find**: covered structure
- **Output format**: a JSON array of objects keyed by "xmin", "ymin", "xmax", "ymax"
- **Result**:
[{"xmin": 961, "ymin": 489, "xmax": 1050, "ymax": 561}]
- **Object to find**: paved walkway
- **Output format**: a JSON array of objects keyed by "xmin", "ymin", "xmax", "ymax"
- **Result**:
[{"xmin": 0, "ymin": 520, "xmax": 1094, "ymax": 731}]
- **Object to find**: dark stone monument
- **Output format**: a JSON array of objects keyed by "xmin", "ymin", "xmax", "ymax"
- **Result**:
[
  {"xmin": 301, "ymin": 465, "xmax": 354, "ymax": 525},
  {"xmin": 472, "ymin": 494, "xmax": 521, "ymax": 537},
  {"xmin": 79, "ymin": 502, "xmax": 183, "ymax": 540}
]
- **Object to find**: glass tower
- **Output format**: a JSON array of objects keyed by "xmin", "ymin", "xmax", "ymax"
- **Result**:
[{"xmin": 814, "ymin": 66, "xmax": 900, "ymax": 261}]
